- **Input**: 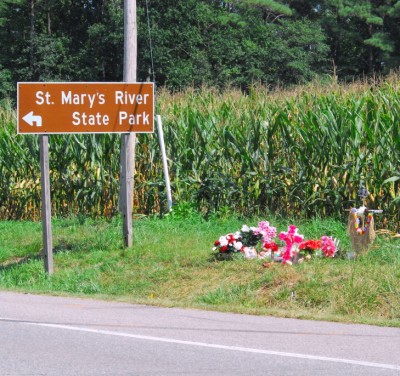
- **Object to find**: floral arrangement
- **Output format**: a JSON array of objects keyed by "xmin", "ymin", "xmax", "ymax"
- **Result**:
[
  {"xmin": 321, "ymin": 236, "xmax": 336, "ymax": 257},
  {"xmin": 258, "ymin": 221, "xmax": 277, "ymax": 243},
  {"xmin": 240, "ymin": 225, "xmax": 263, "ymax": 246},
  {"xmin": 212, "ymin": 220, "xmax": 337, "ymax": 265},
  {"xmin": 213, "ymin": 233, "xmax": 243, "ymax": 254},
  {"xmin": 263, "ymin": 241, "xmax": 279, "ymax": 253},
  {"xmin": 278, "ymin": 225, "xmax": 304, "ymax": 265},
  {"xmin": 351, "ymin": 207, "xmax": 373, "ymax": 235},
  {"xmin": 299, "ymin": 239, "xmax": 322, "ymax": 254}
]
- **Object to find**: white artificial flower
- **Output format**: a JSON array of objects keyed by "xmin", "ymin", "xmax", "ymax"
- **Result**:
[
  {"xmin": 219, "ymin": 236, "xmax": 228, "ymax": 246},
  {"xmin": 234, "ymin": 242, "xmax": 243, "ymax": 251},
  {"xmin": 241, "ymin": 225, "xmax": 250, "ymax": 232}
]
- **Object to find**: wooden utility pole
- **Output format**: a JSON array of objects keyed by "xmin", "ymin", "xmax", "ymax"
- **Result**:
[{"xmin": 120, "ymin": 0, "xmax": 137, "ymax": 247}]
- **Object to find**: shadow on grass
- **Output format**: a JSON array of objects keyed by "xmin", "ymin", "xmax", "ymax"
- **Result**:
[
  {"xmin": 0, "ymin": 253, "xmax": 42, "ymax": 271},
  {"xmin": 54, "ymin": 239, "xmax": 76, "ymax": 253},
  {"xmin": 208, "ymin": 253, "xmax": 240, "ymax": 262},
  {"xmin": 0, "ymin": 239, "xmax": 86, "ymax": 272}
]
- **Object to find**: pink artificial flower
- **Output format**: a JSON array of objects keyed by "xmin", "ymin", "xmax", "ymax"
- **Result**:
[
  {"xmin": 258, "ymin": 221, "xmax": 277, "ymax": 242},
  {"xmin": 321, "ymin": 236, "xmax": 336, "ymax": 257},
  {"xmin": 278, "ymin": 225, "xmax": 304, "ymax": 264}
]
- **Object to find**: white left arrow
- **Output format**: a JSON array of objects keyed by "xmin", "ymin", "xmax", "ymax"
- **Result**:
[{"xmin": 22, "ymin": 111, "xmax": 42, "ymax": 127}]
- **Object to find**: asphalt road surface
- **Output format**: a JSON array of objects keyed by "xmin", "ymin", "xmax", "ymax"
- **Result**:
[{"xmin": 0, "ymin": 291, "xmax": 399, "ymax": 375}]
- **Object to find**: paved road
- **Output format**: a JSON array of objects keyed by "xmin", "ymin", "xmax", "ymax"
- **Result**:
[{"xmin": 0, "ymin": 291, "xmax": 399, "ymax": 375}]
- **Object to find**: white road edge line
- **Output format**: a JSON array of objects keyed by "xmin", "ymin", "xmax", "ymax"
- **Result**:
[{"xmin": 2, "ymin": 317, "xmax": 400, "ymax": 371}]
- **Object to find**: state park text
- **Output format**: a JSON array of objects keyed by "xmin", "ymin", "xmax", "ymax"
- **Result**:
[
  {"xmin": 41, "ymin": 90, "xmax": 150, "ymax": 126},
  {"xmin": 18, "ymin": 82, "xmax": 154, "ymax": 134}
]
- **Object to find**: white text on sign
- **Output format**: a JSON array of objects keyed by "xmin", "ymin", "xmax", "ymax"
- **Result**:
[{"xmin": 18, "ymin": 82, "xmax": 154, "ymax": 134}]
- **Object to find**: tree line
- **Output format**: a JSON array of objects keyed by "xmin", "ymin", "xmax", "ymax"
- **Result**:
[{"xmin": 1, "ymin": 0, "xmax": 400, "ymax": 99}]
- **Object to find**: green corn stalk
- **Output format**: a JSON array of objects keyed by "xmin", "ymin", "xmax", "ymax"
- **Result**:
[{"xmin": 1, "ymin": 76, "xmax": 400, "ymax": 230}]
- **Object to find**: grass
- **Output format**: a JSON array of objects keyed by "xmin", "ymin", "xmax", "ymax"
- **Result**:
[{"xmin": 1, "ymin": 212, "xmax": 400, "ymax": 327}]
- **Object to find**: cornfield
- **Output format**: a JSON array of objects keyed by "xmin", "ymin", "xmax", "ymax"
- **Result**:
[{"xmin": 1, "ymin": 76, "xmax": 400, "ymax": 229}]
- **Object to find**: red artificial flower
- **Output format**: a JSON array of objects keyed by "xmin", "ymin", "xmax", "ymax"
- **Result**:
[
  {"xmin": 263, "ymin": 241, "xmax": 279, "ymax": 252},
  {"xmin": 299, "ymin": 239, "xmax": 322, "ymax": 251},
  {"xmin": 220, "ymin": 245, "xmax": 228, "ymax": 253},
  {"xmin": 214, "ymin": 240, "xmax": 220, "ymax": 246}
]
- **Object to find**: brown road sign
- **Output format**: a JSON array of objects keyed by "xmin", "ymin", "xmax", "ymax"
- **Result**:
[{"xmin": 17, "ymin": 82, "xmax": 154, "ymax": 134}]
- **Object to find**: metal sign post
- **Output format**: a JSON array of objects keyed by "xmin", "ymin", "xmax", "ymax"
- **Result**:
[{"xmin": 39, "ymin": 134, "xmax": 53, "ymax": 274}]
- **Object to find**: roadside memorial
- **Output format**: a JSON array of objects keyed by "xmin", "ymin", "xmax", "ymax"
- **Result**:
[
  {"xmin": 212, "ymin": 220, "xmax": 338, "ymax": 265},
  {"xmin": 212, "ymin": 186, "xmax": 385, "ymax": 264},
  {"xmin": 347, "ymin": 186, "xmax": 383, "ymax": 255}
]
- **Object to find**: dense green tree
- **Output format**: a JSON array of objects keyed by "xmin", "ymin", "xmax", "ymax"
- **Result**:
[
  {"xmin": 0, "ymin": 0, "xmax": 400, "ymax": 100},
  {"xmin": 337, "ymin": 1, "xmax": 396, "ymax": 73},
  {"xmin": 294, "ymin": 0, "xmax": 400, "ymax": 77},
  {"xmin": 0, "ymin": 0, "xmax": 125, "ymax": 98},
  {"xmin": 137, "ymin": 0, "xmax": 217, "ymax": 89},
  {"xmin": 139, "ymin": 0, "xmax": 329, "ymax": 89}
]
